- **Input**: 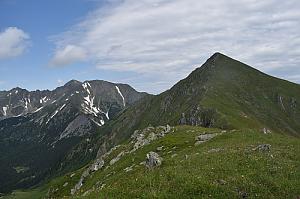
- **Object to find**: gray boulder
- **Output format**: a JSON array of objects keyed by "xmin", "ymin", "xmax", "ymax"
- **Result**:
[
  {"xmin": 253, "ymin": 144, "xmax": 271, "ymax": 152},
  {"xmin": 145, "ymin": 152, "xmax": 163, "ymax": 169}
]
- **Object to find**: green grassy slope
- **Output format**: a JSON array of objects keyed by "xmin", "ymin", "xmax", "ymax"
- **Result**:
[
  {"xmin": 20, "ymin": 125, "xmax": 300, "ymax": 199},
  {"xmin": 103, "ymin": 53, "xmax": 300, "ymax": 144},
  {"xmin": 201, "ymin": 53, "xmax": 300, "ymax": 136}
]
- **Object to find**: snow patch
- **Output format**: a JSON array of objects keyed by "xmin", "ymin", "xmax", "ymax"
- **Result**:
[
  {"xmin": 23, "ymin": 98, "xmax": 30, "ymax": 110},
  {"xmin": 33, "ymin": 106, "xmax": 44, "ymax": 113},
  {"xmin": 91, "ymin": 118, "xmax": 105, "ymax": 127},
  {"xmin": 2, "ymin": 106, "xmax": 8, "ymax": 116},
  {"xmin": 115, "ymin": 86, "xmax": 126, "ymax": 107},
  {"xmin": 40, "ymin": 96, "xmax": 49, "ymax": 104},
  {"xmin": 46, "ymin": 104, "xmax": 66, "ymax": 124},
  {"xmin": 105, "ymin": 111, "xmax": 109, "ymax": 120}
]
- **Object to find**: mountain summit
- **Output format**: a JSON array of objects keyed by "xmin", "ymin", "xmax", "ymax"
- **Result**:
[{"xmin": 105, "ymin": 52, "xmax": 300, "ymax": 141}]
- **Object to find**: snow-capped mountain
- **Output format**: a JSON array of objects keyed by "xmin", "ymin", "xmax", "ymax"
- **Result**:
[
  {"xmin": 0, "ymin": 80, "xmax": 148, "ymax": 193},
  {"xmin": 0, "ymin": 80, "xmax": 146, "ymax": 123}
]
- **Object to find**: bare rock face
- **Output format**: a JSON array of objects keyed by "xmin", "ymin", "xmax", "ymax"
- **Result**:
[{"xmin": 145, "ymin": 152, "xmax": 163, "ymax": 169}]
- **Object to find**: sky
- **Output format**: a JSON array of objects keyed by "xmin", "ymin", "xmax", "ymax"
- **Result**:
[{"xmin": 0, "ymin": 0, "xmax": 300, "ymax": 94}]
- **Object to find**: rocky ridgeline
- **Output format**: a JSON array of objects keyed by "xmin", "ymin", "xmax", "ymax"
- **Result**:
[{"xmin": 70, "ymin": 125, "xmax": 173, "ymax": 195}]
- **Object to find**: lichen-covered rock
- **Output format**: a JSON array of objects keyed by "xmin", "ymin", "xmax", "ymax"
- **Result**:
[{"xmin": 145, "ymin": 152, "xmax": 163, "ymax": 169}]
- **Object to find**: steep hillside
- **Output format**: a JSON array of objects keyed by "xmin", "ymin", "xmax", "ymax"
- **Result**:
[
  {"xmin": 8, "ymin": 126, "xmax": 300, "ymax": 198},
  {"xmin": 103, "ymin": 53, "xmax": 300, "ymax": 146},
  {"xmin": 0, "ymin": 80, "xmax": 148, "ymax": 193}
]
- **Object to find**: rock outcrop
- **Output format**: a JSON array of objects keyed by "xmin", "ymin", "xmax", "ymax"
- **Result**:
[{"xmin": 145, "ymin": 152, "xmax": 163, "ymax": 169}]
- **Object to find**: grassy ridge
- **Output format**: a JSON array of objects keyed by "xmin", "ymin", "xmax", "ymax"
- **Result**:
[{"xmin": 41, "ymin": 126, "xmax": 300, "ymax": 199}]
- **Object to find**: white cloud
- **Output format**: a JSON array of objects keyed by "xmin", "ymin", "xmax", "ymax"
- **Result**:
[
  {"xmin": 51, "ymin": 0, "xmax": 300, "ymax": 93},
  {"xmin": 0, "ymin": 27, "xmax": 30, "ymax": 59},
  {"xmin": 50, "ymin": 45, "xmax": 87, "ymax": 66},
  {"xmin": 57, "ymin": 79, "xmax": 64, "ymax": 86}
]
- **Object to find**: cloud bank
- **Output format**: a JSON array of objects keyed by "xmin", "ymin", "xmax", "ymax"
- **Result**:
[
  {"xmin": 51, "ymin": 0, "xmax": 300, "ymax": 93},
  {"xmin": 0, "ymin": 27, "xmax": 30, "ymax": 59}
]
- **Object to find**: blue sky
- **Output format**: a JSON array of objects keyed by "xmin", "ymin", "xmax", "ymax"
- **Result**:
[{"xmin": 1, "ymin": 0, "xmax": 300, "ymax": 94}]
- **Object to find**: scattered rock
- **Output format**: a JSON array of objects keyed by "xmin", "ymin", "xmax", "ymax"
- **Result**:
[
  {"xmin": 262, "ymin": 128, "xmax": 272, "ymax": 134},
  {"xmin": 171, "ymin": 154, "xmax": 177, "ymax": 158},
  {"xmin": 70, "ymin": 173, "xmax": 76, "ymax": 178},
  {"xmin": 237, "ymin": 189, "xmax": 248, "ymax": 198},
  {"xmin": 253, "ymin": 144, "xmax": 271, "ymax": 152},
  {"xmin": 156, "ymin": 146, "xmax": 164, "ymax": 151},
  {"xmin": 91, "ymin": 158, "xmax": 104, "ymax": 171},
  {"xmin": 63, "ymin": 182, "xmax": 68, "ymax": 187},
  {"xmin": 216, "ymin": 179, "xmax": 227, "ymax": 185},
  {"xmin": 145, "ymin": 152, "xmax": 163, "ymax": 169},
  {"xmin": 195, "ymin": 133, "xmax": 218, "ymax": 141},
  {"xmin": 139, "ymin": 161, "xmax": 146, "ymax": 165},
  {"xmin": 194, "ymin": 133, "xmax": 220, "ymax": 146},
  {"xmin": 208, "ymin": 148, "xmax": 223, "ymax": 153},
  {"xmin": 194, "ymin": 141, "xmax": 204, "ymax": 146},
  {"xmin": 110, "ymin": 151, "xmax": 125, "ymax": 165},
  {"xmin": 124, "ymin": 165, "xmax": 134, "ymax": 172},
  {"xmin": 131, "ymin": 125, "xmax": 173, "ymax": 152}
]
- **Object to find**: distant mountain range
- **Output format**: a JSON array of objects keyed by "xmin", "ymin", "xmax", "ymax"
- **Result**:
[
  {"xmin": 1, "ymin": 52, "xmax": 299, "ymax": 197},
  {"xmin": 0, "ymin": 80, "xmax": 148, "ymax": 193}
]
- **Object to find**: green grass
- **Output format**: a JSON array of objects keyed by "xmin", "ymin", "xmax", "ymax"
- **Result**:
[
  {"xmin": 41, "ymin": 125, "xmax": 300, "ymax": 199},
  {"xmin": 1, "ymin": 188, "xmax": 46, "ymax": 199}
]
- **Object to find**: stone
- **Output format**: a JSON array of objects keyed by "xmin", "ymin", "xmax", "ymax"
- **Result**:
[
  {"xmin": 124, "ymin": 165, "xmax": 134, "ymax": 172},
  {"xmin": 63, "ymin": 182, "xmax": 68, "ymax": 187},
  {"xmin": 171, "ymin": 154, "xmax": 177, "ymax": 158},
  {"xmin": 208, "ymin": 148, "xmax": 223, "ymax": 153},
  {"xmin": 110, "ymin": 151, "xmax": 125, "ymax": 165},
  {"xmin": 237, "ymin": 189, "xmax": 248, "ymax": 198},
  {"xmin": 216, "ymin": 179, "xmax": 227, "ymax": 185},
  {"xmin": 263, "ymin": 128, "xmax": 271, "ymax": 134},
  {"xmin": 253, "ymin": 144, "xmax": 271, "ymax": 152},
  {"xmin": 194, "ymin": 141, "xmax": 204, "ymax": 146},
  {"xmin": 195, "ymin": 133, "xmax": 217, "ymax": 141},
  {"xmin": 145, "ymin": 151, "xmax": 163, "ymax": 169},
  {"xmin": 147, "ymin": 132, "xmax": 158, "ymax": 141},
  {"xmin": 91, "ymin": 158, "xmax": 104, "ymax": 171},
  {"xmin": 156, "ymin": 146, "xmax": 164, "ymax": 151}
]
